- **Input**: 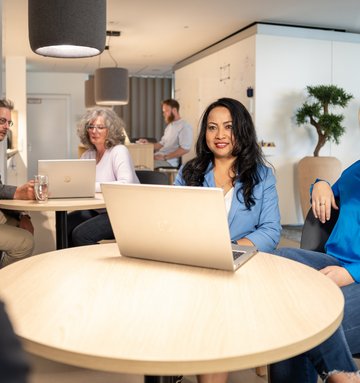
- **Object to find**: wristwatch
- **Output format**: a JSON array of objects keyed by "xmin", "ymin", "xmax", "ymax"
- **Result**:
[{"xmin": 19, "ymin": 211, "xmax": 31, "ymax": 220}]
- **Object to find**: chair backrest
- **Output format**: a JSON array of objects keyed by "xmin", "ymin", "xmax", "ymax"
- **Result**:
[
  {"xmin": 135, "ymin": 170, "xmax": 169, "ymax": 185},
  {"xmin": 300, "ymin": 205, "xmax": 340, "ymax": 252}
]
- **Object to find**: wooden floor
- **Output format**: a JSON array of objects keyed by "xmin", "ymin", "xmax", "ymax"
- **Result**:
[{"xmin": 28, "ymin": 236, "xmax": 299, "ymax": 383}]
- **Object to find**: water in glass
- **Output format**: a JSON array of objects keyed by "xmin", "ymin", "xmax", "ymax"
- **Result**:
[{"xmin": 34, "ymin": 175, "xmax": 49, "ymax": 203}]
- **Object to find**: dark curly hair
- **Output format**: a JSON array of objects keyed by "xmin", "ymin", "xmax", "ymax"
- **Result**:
[{"xmin": 181, "ymin": 97, "xmax": 266, "ymax": 209}]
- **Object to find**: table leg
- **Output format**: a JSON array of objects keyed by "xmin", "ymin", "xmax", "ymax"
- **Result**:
[
  {"xmin": 144, "ymin": 376, "xmax": 183, "ymax": 383},
  {"xmin": 55, "ymin": 211, "xmax": 68, "ymax": 250}
]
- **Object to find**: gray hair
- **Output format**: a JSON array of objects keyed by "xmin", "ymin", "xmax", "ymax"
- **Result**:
[
  {"xmin": 77, "ymin": 108, "xmax": 126, "ymax": 150},
  {"xmin": 0, "ymin": 99, "xmax": 14, "ymax": 110}
]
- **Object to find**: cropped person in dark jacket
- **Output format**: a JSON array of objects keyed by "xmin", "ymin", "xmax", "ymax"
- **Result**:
[{"xmin": 0, "ymin": 299, "xmax": 30, "ymax": 383}]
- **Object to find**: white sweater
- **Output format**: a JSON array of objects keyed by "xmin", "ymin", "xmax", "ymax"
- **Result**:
[{"xmin": 81, "ymin": 145, "xmax": 139, "ymax": 192}]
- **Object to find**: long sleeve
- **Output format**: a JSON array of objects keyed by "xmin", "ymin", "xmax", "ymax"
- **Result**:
[
  {"xmin": 0, "ymin": 175, "xmax": 16, "ymax": 199},
  {"xmin": 175, "ymin": 164, "xmax": 282, "ymax": 253},
  {"xmin": 242, "ymin": 167, "xmax": 281, "ymax": 252},
  {"xmin": 325, "ymin": 160, "xmax": 360, "ymax": 282},
  {"xmin": 82, "ymin": 145, "xmax": 139, "ymax": 192}
]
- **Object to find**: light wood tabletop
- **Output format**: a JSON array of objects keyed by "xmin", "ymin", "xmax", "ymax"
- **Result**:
[
  {"xmin": 0, "ymin": 244, "xmax": 343, "ymax": 377},
  {"xmin": 0, "ymin": 193, "xmax": 105, "ymax": 249},
  {"xmin": 0, "ymin": 193, "xmax": 105, "ymax": 212}
]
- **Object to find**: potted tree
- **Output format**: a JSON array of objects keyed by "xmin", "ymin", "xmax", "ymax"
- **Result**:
[{"xmin": 296, "ymin": 85, "xmax": 353, "ymax": 218}]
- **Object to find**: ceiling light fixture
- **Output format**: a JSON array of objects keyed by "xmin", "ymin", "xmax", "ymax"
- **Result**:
[
  {"xmin": 84, "ymin": 75, "xmax": 97, "ymax": 108},
  {"xmin": 95, "ymin": 67, "xmax": 129, "ymax": 105},
  {"xmin": 28, "ymin": 0, "xmax": 106, "ymax": 58},
  {"xmin": 94, "ymin": 33, "xmax": 129, "ymax": 105}
]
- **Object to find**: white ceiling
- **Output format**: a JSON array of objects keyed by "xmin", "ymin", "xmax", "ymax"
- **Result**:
[{"xmin": 3, "ymin": 0, "xmax": 360, "ymax": 76}]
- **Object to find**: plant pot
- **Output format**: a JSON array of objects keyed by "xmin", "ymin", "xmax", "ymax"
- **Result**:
[{"xmin": 297, "ymin": 156, "xmax": 342, "ymax": 220}]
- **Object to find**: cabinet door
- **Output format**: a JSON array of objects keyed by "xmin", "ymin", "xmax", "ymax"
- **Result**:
[{"xmin": 27, "ymin": 96, "xmax": 70, "ymax": 179}]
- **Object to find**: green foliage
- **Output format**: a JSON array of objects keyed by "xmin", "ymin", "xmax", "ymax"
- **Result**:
[{"xmin": 295, "ymin": 85, "xmax": 353, "ymax": 156}]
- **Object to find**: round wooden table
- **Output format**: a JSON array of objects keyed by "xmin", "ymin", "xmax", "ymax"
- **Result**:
[
  {"xmin": 0, "ymin": 193, "xmax": 105, "ymax": 249},
  {"xmin": 0, "ymin": 244, "xmax": 344, "ymax": 379}
]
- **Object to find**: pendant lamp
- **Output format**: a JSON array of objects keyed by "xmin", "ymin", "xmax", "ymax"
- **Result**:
[
  {"xmin": 84, "ymin": 75, "xmax": 97, "ymax": 108},
  {"xmin": 95, "ymin": 67, "xmax": 129, "ymax": 105},
  {"xmin": 28, "ymin": 0, "xmax": 106, "ymax": 58}
]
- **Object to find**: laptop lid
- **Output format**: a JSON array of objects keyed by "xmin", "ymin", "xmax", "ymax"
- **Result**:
[
  {"xmin": 37, "ymin": 159, "xmax": 96, "ymax": 198},
  {"xmin": 101, "ymin": 183, "xmax": 257, "ymax": 271}
]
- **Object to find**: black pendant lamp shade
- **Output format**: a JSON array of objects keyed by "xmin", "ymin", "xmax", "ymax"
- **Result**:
[
  {"xmin": 28, "ymin": 0, "xmax": 106, "ymax": 58},
  {"xmin": 95, "ymin": 68, "xmax": 129, "ymax": 105}
]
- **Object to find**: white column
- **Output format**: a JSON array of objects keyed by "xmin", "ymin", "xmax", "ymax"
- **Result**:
[
  {"xmin": 5, "ymin": 56, "xmax": 28, "ymax": 184},
  {"xmin": 0, "ymin": 0, "xmax": 6, "ymax": 181}
]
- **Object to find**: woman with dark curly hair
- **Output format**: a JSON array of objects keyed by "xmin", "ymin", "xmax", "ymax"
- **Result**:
[
  {"xmin": 175, "ymin": 97, "xmax": 281, "ymax": 383},
  {"xmin": 176, "ymin": 97, "xmax": 281, "ymax": 252},
  {"xmin": 68, "ymin": 108, "xmax": 139, "ymax": 246}
]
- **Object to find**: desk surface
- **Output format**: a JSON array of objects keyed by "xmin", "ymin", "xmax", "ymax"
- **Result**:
[
  {"xmin": 0, "ymin": 244, "xmax": 343, "ymax": 376},
  {"xmin": 0, "ymin": 193, "xmax": 105, "ymax": 212}
]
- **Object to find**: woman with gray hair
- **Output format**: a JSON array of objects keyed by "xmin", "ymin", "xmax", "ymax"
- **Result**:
[{"xmin": 68, "ymin": 108, "xmax": 139, "ymax": 246}]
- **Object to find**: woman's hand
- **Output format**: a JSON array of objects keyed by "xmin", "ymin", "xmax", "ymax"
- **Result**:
[
  {"xmin": 320, "ymin": 265, "xmax": 354, "ymax": 287},
  {"xmin": 311, "ymin": 181, "xmax": 338, "ymax": 223},
  {"xmin": 235, "ymin": 238, "xmax": 255, "ymax": 247}
]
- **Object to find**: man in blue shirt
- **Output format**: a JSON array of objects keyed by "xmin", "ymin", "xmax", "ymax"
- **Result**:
[{"xmin": 137, "ymin": 99, "xmax": 193, "ymax": 168}]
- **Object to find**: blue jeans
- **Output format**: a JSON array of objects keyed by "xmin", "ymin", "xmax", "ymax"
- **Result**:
[
  {"xmin": 269, "ymin": 248, "xmax": 360, "ymax": 382},
  {"xmin": 67, "ymin": 210, "xmax": 114, "ymax": 247}
]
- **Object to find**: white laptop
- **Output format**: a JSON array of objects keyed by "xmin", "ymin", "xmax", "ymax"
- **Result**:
[
  {"xmin": 37, "ymin": 159, "xmax": 96, "ymax": 199},
  {"xmin": 101, "ymin": 183, "xmax": 258, "ymax": 271}
]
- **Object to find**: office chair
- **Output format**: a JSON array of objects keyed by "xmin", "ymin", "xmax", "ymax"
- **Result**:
[
  {"xmin": 135, "ymin": 170, "xmax": 169, "ymax": 185},
  {"xmin": 155, "ymin": 156, "xmax": 182, "ymax": 170},
  {"xmin": 155, "ymin": 156, "xmax": 183, "ymax": 185},
  {"xmin": 300, "ymin": 204, "xmax": 339, "ymax": 252}
]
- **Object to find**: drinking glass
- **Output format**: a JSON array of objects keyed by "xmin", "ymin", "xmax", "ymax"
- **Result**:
[{"xmin": 34, "ymin": 175, "xmax": 49, "ymax": 203}]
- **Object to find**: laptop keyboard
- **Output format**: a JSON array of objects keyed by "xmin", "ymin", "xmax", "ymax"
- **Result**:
[{"xmin": 232, "ymin": 250, "xmax": 245, "ymax": 261}]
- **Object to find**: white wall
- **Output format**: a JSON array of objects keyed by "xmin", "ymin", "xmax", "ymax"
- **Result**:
[
  {"xmin": 27, "ymin": 72, "xmax": 88, "ymax": 159},
  {"xmin": 255, "ymin": 33, "xmax": 360, "ymax": 224},
  {"xmin": 175, "ymin": 24, "xmax": 360, "ymax": 225},
  {"xmin": 175, "ymin": 35, "xmax": 256, "ymax": 161},
  {"xmin": 331, "ymin": 41, "xmax": 360, "ymax": 165},
  {"xmin": 255, "ymin": 34, "xmax": 333, "ymax": 224},
  {"xmin": 5, "ymin": 56, "xmax": 27, "ymax": 185}
]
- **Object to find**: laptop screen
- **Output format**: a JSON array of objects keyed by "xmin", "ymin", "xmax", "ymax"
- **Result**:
[
  {"xmin": 101, "ymin": 183, "xmax": 257, "ymax": 271},
  {"xmin": 38, "ymin": 159, "xmax": 96, "ymax": 198}
]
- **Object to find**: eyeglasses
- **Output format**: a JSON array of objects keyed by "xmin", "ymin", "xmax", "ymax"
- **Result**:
[
  {"xmin": 86, "ymin": 125, "xmax": 107, "ymax": 132},
  {"xmin": 0, "ymin": 118, "xmax": 13, "ymax": 127}
]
